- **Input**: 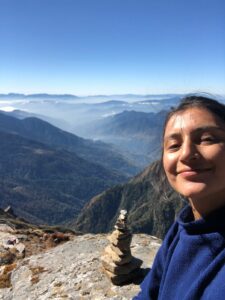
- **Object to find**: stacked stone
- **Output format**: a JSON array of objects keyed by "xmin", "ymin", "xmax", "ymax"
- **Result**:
[{"xmin": 101, "ymin": 210, "xmax": 142, "ymax": 285}]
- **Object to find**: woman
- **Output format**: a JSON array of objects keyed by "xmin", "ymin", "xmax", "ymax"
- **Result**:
[{"xmin": 134, "ymin": 95, "xmax": 225, "ymax": 299}]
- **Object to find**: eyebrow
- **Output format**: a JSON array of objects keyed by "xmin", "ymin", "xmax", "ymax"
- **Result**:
[
  {"xmin": 193, "ymin": 125, "xmax": 225, "ymax": 133},
  {"xmin": 164, "ymin": 125, "xmax": 225, "ymax": 142}
]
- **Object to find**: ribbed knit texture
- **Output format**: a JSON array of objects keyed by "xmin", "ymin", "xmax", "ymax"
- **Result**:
[{"xmin": 133, "ymin": 205, "xmax": 225, "ymax": 300}]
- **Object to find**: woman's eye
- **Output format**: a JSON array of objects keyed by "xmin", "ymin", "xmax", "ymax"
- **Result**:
[
  {"xmin": 167, "ymin": 143, "xmax": 180, "ymax": 150},
  {"xmin": 201, "ymin": 136, "xmax": 216, "ymax": 143}
]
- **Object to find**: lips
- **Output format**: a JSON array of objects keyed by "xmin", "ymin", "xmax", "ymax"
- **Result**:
[{"xmin": 177, "ymin": 168, "xmax": 212, "ymax": 178}]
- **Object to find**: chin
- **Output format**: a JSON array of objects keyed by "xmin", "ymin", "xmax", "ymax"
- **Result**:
[
  {"xmin": 182, "ymin": 192, "xmax": 206, "ymax": 202},
  {"xmin": 178, "ymin": 183, "xmax": 208, "ymax": 200}
]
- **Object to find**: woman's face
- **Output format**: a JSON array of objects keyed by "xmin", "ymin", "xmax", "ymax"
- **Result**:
[{"xmin": 163, "ymin": 107, "xmax": 225, "ymax": 206}]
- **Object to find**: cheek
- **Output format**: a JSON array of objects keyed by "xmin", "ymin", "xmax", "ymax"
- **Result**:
[
  {"xmin": 163, "ymin": 153, "xmax": 177, "ymax": 176},
  {"xmin": 163, "ymin": 154, "xmax": 177, "ymax": 188},
  {"xmin": 201, "ymin": 145, "xmax": 225, "ymax": 168}
]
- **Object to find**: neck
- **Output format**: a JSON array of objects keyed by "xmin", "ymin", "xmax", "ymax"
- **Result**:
[
  {"xmin": 189, "ymin": 194, "xmax": 225, "ymax": 220},
  {"xmin": 189, "ymin": 203, "xmax": 203, "ymax": 220}
]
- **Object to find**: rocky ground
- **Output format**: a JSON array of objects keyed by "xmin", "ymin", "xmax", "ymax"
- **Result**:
[
  {"xmin": 0, "ymin": 208, "xmax": 161, "ymax": 299},
  {"xmin": 0, "ymin": 227, "xmax": 161, "ymax": 300}
]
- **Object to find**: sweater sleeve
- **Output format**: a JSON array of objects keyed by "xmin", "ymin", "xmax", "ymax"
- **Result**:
[{"xmin": 133, "ymin": 222, "xmax": 179, "ymax": 300}]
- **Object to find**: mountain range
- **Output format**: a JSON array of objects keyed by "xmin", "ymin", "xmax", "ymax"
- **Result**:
[
  {"xmin": 0, "ymin": 93, "xmax": 183, "ymax": 101},
  {"xmin": 0, "ymin": 105, "xmax": 183, "ymax": 233},
  {"xmin": 2, "ymin": 93, "xmax": 222, "ymax": 236},
  {"xmin": 0, "ymin": 112, "xmax": 138, "ymax": 176},
  {"xmin": 77, "ymin": 110, "xmax": 168, "ymax": 167},
  {"xmin": 73, "ymin": 161, "xmax": 185, "ymax": 239},
  {"xmin": 0, "ymin": 130, "xmax": 127, "ymax": 225},
  {"xmin": 0, "ymin": 94, "xmax": 183, "ymax": 133},
  {"xmin": 0, "ymin": 112, "xmax": 141, "ymax": 225}
]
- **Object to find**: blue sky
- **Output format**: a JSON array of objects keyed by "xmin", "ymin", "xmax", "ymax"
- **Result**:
[{"xmin": 0, "ymin": 0, "xmax": 224, "ymax": 95}]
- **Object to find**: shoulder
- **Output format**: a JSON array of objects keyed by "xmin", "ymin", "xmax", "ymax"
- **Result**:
[{"xmin": 202, "ymin": 258, "xmax": 225, "ymax": 299}]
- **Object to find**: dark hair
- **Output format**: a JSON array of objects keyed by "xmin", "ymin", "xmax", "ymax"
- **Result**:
[{"xmin": 163, "ymin": 95, "xmax": 225, "ymax": 138}]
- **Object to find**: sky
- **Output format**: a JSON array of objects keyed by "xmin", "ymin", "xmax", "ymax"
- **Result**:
[{"xmin": 0, "ymin": 0, "xmax": 225, "ymax": 96}]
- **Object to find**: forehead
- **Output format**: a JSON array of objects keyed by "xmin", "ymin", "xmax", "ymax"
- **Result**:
[{"xmin": 164, "ymin": 107, "xmax": 225, "ymax": 137}]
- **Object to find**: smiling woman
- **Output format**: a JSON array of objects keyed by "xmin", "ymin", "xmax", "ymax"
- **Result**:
[
  {"xmin": 134, "ymin": 95, "xmax": 225, "ymax": 299},
  {"xmin": 163, "ymin": 104, "xmax": 225, "ymax": 219}
]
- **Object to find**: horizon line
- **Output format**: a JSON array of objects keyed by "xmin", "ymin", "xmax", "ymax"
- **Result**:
[{"xmin": 0, "ymin": 92, "xmax": 224, "ymax": 98}]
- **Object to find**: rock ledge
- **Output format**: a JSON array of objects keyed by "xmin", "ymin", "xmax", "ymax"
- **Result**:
[{"xmin": 0, "ymin": 233, "xmax": 161, "ymax": 300}]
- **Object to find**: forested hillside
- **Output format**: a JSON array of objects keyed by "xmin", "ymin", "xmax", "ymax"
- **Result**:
[
  {"xmin": 0, "ymin": 131, "xmax": 126, "ymax": 224},
  {"xmin": 73, "ymin": 161, "xmax": 186, "ymax": 239}
]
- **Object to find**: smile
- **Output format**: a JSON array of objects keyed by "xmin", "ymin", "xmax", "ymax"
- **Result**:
[{"xmin": 177, "ymin": 168, "xmax": 212, "ymax": 177}]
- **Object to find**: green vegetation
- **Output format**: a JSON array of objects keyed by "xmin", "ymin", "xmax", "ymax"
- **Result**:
[
  {"xmin": 0, "ymin": 131, "xmax": 125, "ymax": 225},
  {"xmin": 0, "ymin": 112, "xmax": 138, "ymax": 177},
  {"xmin": 73, "ymin": 161, "xmax": 185, "ymax": 239}
]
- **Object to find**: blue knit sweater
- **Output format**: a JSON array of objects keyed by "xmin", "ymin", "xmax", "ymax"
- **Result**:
[{"xmin": 133, "ymin": 205, "xmax": 225, "ymax": 300}]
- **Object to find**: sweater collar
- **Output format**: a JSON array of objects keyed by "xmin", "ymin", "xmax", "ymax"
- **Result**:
[{"xmin": 177, "ymin": 204, "xmax": 225, "ymax": 234}]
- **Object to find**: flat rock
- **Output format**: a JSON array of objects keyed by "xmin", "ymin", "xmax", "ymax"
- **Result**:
[
  {"xmin": 110, "ymin": 244, "xmax": 130, "ymax": 257},
  {"xmin": 103, "ymin": 267, "xmax": 142, "ymax": 286},
  {"xmin": 101, "ymin": 255, "xmax": 142, "ymax": 275},
  {"xmin": 108, "ymin": 235, "xmax": 132, "ymax": 250},
  {"xmin": 109, "ymin": 229, "xmax": 132, "ymax": 240},
  {"xmin": 0, "ymin": 233, "xmax": 161, "ymax": 300},
  {"xmin": 115, "ymin": 224, "xmax": 128, "ymax": 231},
  {"xmin": 104, "ymin": 245, "xmax": 132, "ymax": 265}
]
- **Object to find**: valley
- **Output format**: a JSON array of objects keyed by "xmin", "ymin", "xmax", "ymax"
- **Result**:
[{"xmin": 0, "ymin": 93, "xmax": 224, "ymax": 235}]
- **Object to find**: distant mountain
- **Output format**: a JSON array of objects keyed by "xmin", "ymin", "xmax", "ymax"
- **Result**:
[
  {"xmin": 1, "ymin": 92, "xmax": 223, "ymax": 104},
  {"xmin": 90, "ymin": 110, "xmax": 167, "ymax": 136},
  {"xmin": 78, "ymin": 110, "xmax": 168, "ymax": 168},
  {"xmin": 0, "ymin": 112, "xmax": 138, "ymax": 176},
  {"xmin": 0, "ymin": 93, "xmax": 79, "ymax": 100},
  {"xmin": 0, "ymin": 131, "xmax": 126, "ymax": 225},
  {"xmin": 0, "ymin": 93, "xmax": 26, "ymax": 99},
  {"xmin": 0, "ymin": 109, "xmax": 51, "ymax": 120},
  {"xmin": 0, "ymin": 94, "xmax": 184, "ymax": 135},
  {"xmin": 0, "ymin": 93, "xmax": 182, "ymax": 101},
  {"xmin": 73, "ymin": 161, "xmax": 185, "ymax": 239},
  {"xmin": 94, "ymin": 100, "xmax": 128, "ymax": 106}
]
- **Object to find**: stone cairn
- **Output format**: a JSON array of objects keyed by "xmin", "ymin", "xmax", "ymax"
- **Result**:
[{"xmin": 101, "ymin": 210, "xmax": 142, "ymax": 285}]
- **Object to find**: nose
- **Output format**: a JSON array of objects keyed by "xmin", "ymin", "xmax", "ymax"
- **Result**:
[{"xmin": 180, "ymin": 139, "xmax": 199, "ymax": 162}]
